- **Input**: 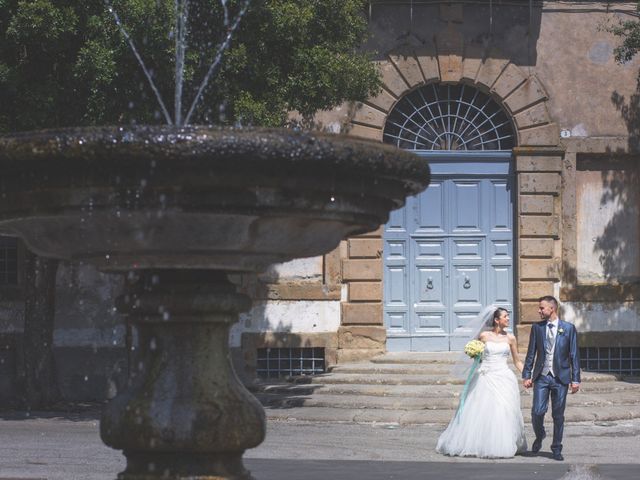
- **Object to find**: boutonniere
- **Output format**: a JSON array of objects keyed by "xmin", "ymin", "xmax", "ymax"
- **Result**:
[{"xmin": 558, "ymin": 327, "xmax": 565, "ymax": 335}]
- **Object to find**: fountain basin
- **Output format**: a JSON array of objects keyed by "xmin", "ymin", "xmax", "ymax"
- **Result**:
[
  {"xmin": 0, "ymin": 126, "xmax": 430, "ymax": 479},
  {"xmin": 0, "ymin": 126, "xmax": 429, "ymax": 271}
]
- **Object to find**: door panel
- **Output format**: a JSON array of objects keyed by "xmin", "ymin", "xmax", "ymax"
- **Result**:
[
  {"xmin": 451, "ymin": 181, "xmax": 482, "ymax": 233},
  {"xmin": 415, "ymin": 180, "xmax": 445, "ymax": 234},
  {"xmin": 384, "ymin": 157, "xmax": 514, "ymax": 352}
]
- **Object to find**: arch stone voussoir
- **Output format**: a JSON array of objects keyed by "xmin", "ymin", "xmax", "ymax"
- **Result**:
[
  {"xmin": 414, "ymin": 42, "xmax": 440, "ymax": 83},
  {"xmin": 519, "ymin": 123, "xmax": 560, "ymax": 147},
  {"xmin": 461, "ymin": 44, "xmax": 484, "ymax": 84},
  {"xmin": 388, "ymin": 46, "xmax": 425, "ymax": 89},
  {"xmin": 475, "ymin": 57, "xmax": 510, "ymax": 91},
  {"xmin": 352, "ymin": 102, "xmax": 387, "ymax": 129},
  {"xmin": 436, "ymin": 30, "xmax": 464, "ymax": 83},
  {"xmin": 367, "ymin": 88, "xmax": 397, "ymax": 114},
  {"xmin": 376, "ymin": 60, "xmax": 409, "ymax": 98},
  {"xmin": 504, "ymin": 77, "xmax": 548, "ymax": 115},
  {"xmin": 514, "ymin": 102, "xmax": 551, "ymax": 130},
  {"xmin": 492, "ymin": 63, "xmax": 528, "ymax": 101},
  {"xmin": 347, "ymin": 124, "xmax": 383, "ymax": 142}
]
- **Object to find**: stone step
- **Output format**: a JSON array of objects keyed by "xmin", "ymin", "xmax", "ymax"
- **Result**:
[
  {"xmin": 251, "ymin": 379, "xmax": 640, "ymax": 398},
  {"xmin": 256, "ymin": 390, "xmax": 640, "ymax": 411},
  {"xmin": 329, "ymin": 363, "xmax": 454, "ymax": 375},
  {"xmin": 369, "ymin": 352, "xmax": 460, "ymax": 365},
  {"xmin": 264, "ymin": 403, "xmax": 640, "ymax": 425},
  {"xmin": 292, "ymin": 370, "xmax": 620, "ymax": 386}
]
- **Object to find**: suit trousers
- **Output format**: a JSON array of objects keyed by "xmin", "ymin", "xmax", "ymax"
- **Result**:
[{"xmin": 532, "ymin": 373, "xmax": 569, "ymax": 454}]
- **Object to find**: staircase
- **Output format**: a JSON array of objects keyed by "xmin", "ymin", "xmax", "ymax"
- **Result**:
[{"xmin": 248, "ymin": 352, "xmax": 640, "ymax": 425}]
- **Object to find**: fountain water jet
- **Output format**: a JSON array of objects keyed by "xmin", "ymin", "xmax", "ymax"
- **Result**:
[{"xmin": 0, "ymin": 126, "xmax": 430, "ymax": 479}]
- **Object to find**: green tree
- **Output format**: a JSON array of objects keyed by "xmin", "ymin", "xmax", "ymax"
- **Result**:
[
  {"xmin": 607, "ymin": 3, "xmax": 640, "ymax": 63},
  {"xmin": 0, "ymin": 0, "xmax": 381, "ymax": 131}
]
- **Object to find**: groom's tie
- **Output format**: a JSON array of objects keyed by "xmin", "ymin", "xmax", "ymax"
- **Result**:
[
  {"xmin": 546, "ymin": 323, "xmax": 555, "ymax": 350},
  {"xmin": 545, "ymin": 323, "xmax": 555, "ymax": 376}
]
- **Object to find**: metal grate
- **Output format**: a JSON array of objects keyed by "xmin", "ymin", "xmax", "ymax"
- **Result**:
[
  {"xmin": 580, "ymin": 347, "xmax": 640, "ymax": 376},
  {"xmin": 383, "ymin": 83, "xmax": 516, "ymax": 151},
  {"xmin": 0, "ymin": 236, "xmax": 18, "ymax": 286},
  {"xmin": 256, "ymin": 347, "xmax": 325, "ymax": 378}
]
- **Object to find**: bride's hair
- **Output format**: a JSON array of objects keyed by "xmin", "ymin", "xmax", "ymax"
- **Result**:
[{"xmin": 490, "ymin": 307, "xmax": 508, "ymax": 327}]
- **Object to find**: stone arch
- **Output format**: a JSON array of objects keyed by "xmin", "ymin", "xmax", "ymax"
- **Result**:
[
  {"xmin": 339, "ymin": 42, "xmax": 564, "ymax": 360},
  {"xmin": 349, "ymin": 42, "xmax": 559, "ymax": 148}
]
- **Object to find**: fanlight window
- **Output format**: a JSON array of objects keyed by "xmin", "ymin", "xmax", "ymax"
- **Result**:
[{"xmin": 383, "ymin": 83, "xmax": 516, "ymax": 151}]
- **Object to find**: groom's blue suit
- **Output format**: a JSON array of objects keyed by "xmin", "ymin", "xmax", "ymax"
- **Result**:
[{"xmin": 523, "ymin": 319, "xmax": 580, "ymax": 456}]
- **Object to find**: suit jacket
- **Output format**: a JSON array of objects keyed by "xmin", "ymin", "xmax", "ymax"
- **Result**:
[{"xmin": 522, "ymin": 319, "xmax": 581, "ymax": 385}]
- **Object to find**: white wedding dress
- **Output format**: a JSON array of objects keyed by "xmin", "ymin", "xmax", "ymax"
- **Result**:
[{"xmin": 436, "ymin": 341, "xmax": 528, "ymax": 458}]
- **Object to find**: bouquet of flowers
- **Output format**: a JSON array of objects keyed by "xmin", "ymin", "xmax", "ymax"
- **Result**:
[{"xmin": 464, "ymin": 339, "xmax": 485, "ymax": 360}]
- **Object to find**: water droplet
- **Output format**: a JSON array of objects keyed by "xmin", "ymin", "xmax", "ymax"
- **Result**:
[
  {"xmin": 84, "ymin": 375, "xmax": 89, "ymax": 382},
  {"xmin": 150, "ymin": 338, "xmax": 157, "ymax": 350},
  {"xmin": 330, "ymin": 196, "xmax": 335, "ymax": 202}
]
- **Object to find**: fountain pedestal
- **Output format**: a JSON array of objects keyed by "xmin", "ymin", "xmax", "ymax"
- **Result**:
[
  {"xmin": 101, "ymin": 270, "xmax": 263, "ymax": 479},
  {"xmin": 0, "ymin": 127, "xmax": 429, "ymax": 479}
]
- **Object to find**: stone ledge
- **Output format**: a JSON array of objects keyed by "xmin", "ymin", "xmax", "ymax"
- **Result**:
[
  {"xmin": 516, "ymin": 155, "xmax": 563, "ymax": 172},
  {"xmin": 261, "ymin": 282, "xmax": 341, "ymax": 301}
]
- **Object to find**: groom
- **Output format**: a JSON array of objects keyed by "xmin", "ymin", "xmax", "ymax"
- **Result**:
[{"xmin": 523, "ymin": 296, "xmax": 580, "ymax": 461}]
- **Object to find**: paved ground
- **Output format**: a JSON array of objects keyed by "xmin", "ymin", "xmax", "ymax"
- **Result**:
[{"xmin": 0, "ymin": 412, "xmax": 639, "ymax": 479}]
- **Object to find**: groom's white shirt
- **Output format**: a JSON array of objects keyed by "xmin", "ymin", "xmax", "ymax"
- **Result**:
[{"xmin": 541, "ymin": 318, "xmax": 558, "ymax": 377}]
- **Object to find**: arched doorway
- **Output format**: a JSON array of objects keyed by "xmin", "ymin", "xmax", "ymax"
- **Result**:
[{"xmin": 382, "ymin": 83, "xmax": 516, "ymax": 351}]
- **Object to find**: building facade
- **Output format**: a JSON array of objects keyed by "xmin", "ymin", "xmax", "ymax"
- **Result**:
[
  {"xmin": 2, "ymin": 1, "xmax": 640, "ymax": 400},
  {"xmin": 234, "ymin": 0, "xmax": 640, "ymax": 377}
]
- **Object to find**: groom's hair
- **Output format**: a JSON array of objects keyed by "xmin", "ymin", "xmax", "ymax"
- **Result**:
[{"xmin": 539, "ymin": 295, "xmax": 558, "ymax": 311}]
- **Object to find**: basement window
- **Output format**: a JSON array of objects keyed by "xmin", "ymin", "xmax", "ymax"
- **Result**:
[
  {"xmin": 580, "ymin": 347, "xmax": 640, "ymax": 376},
  {"xmin": 256, "ymin": 347, "xmax": 325, "ymax": 379}
]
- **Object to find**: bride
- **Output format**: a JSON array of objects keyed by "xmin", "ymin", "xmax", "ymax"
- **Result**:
[{"xmin": 436, "ymin": 307, "xmax": 528, "ymax": 458}]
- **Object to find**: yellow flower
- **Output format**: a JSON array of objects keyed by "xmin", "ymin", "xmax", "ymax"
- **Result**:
[{"xmin": 464, "ymin": 339, "xmax": 485, "ymax": 359}]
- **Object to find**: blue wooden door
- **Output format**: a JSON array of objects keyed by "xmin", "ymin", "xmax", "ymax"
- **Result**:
[{"xmin": 384, "ymin": 153, "xmax": 514, "ymax": 351}]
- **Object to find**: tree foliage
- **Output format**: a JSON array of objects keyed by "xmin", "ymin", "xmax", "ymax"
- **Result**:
[
  {"xmin": 0, "ymin": 0, "xmax": 381, "ymax": 131},
  {"xmin": 608, "ymin": 3, "xmax": 640, "ymax": 64}
]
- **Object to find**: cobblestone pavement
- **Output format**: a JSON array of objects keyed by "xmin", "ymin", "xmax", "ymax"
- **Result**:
[{"xmin": 0, "ymin": 414, "xmax": 639, "ymax": 479}]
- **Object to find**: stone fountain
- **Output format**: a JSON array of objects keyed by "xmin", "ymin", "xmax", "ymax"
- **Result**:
[{"xmin": 0, "ymin": 125, "xmax": 429, "ymax": 479}]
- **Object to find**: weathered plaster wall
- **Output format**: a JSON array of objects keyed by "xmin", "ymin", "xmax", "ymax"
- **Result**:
[
  {"xmin": 53, "ymin": 263, "xmax": 124, "ymax": 347},
  {"xmin": 0, "ymin": 262, "xmax": 126, "ymax": 403},
  {"xmin": 576, "ymin": 167, "xmax": 640, "ymax": 284},
  {"xmin": 230, "ymin": 299, "xmax": 341, "ymax": 348},
  {"xmin": 564, "ymin": 301, "xmax": 640, "ymax": 332},
  {"xmin": 535, "ymin": 2, "xmax": 640, "ymax": 138}
]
